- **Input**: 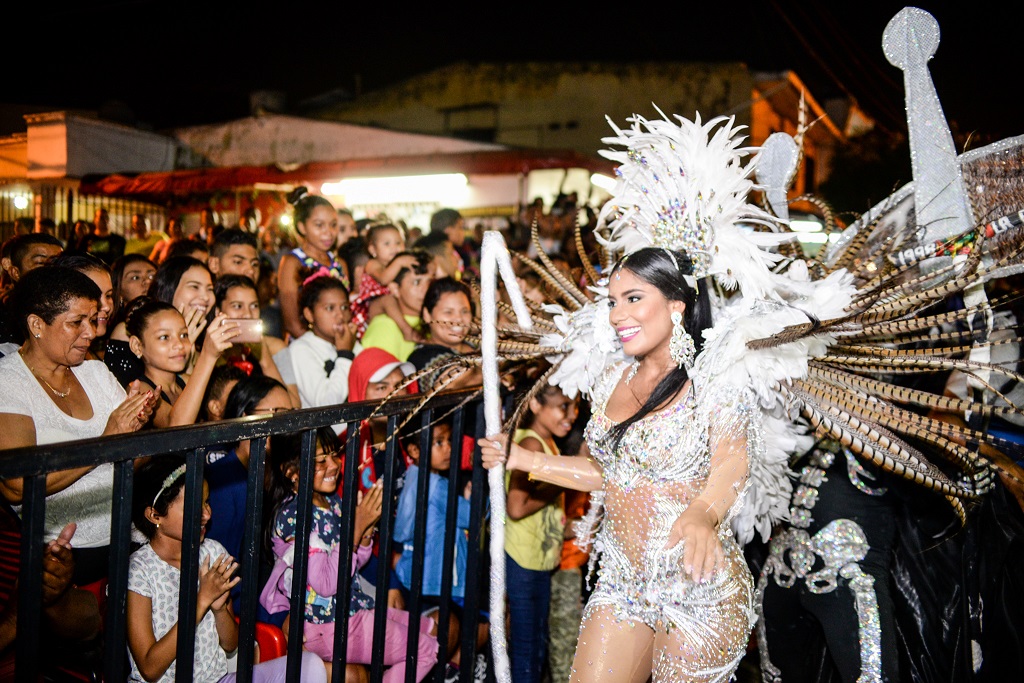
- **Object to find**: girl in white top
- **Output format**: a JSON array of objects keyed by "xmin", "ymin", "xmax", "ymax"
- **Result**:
[
  {"xmin": 284, "ymin": 273, "xmax": 359, "ymax": 411},
  {"xmin": 127, "ymin": 455, "xmax": 327, "ymax": 683}
]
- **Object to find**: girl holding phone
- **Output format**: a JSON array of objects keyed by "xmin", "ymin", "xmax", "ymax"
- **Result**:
[
  {"xmin": 210, "ymin": 275, "xmax": 298, "ymax": 407},
  {"xmin": 125, "ymin": 298, "xmax": 239, "ymax": 429}
]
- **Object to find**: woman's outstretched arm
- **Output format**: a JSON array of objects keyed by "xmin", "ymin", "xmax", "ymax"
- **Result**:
[{"xmin": 479, "ymin": 436, "xmax": 603, "ymax": 491}]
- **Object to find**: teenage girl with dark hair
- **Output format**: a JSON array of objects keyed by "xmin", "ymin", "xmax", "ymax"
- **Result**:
[
  {"xmin": 283, "ymin": 274, "xmax": 358, "ymax": 412},
  {"xmin": 124, "ymin": 297, "xmax": 238, "ymax": 429},
  {"xmin": 261, "ymin": 428, "xmax": 438, "ymax": 682},
  {"xmin": 104, "ymin": 254, "xmax": 157, "ymax": 384},
  {"xmin": 276, "ymin": 187, "xmax": 347, "ymax": 340},
  {"xmin": 209, "ymin": 274, "xmax": 297, "ymax": 406}
]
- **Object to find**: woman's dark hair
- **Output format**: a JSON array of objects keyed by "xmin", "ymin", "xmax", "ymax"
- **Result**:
[
  {"xmin": 132, "ymin": 453, "xmax": 188, "ymax": 540},
  {"xmin": 124, "ymin": 297, "xmax": 180, "ymax": 340},
  {"xmin": 10, "ymin": 266, "xmax": 101, "ymax": 338},
  {"xmin": 47, "ymin": 252, "xmax": 109, "ymax": 276},
  {"xmin": 299, "ymin": 275, "xmax": 349, "ymax": 315},
  {"xmin": 287, "ymin": 186, "xmax": 335, "ymax": 235},
  {"xmin": 518, "ymin": 382, "xmax": 566, "ymax": 429},
  {"xmin": 421, "ymin": 276, "xmax": 474, "ymax": 320},
  {"xmin": 151, "ymin": 256, "xmax": 211, "ymax": 305},
  {"xmin": 201, "ymin": 363, "xmax": 249, "ymax": 421},
  {"xmin": 264, "ymin": 427, "xmax": 341, "ymax": 554},
  {"xmin": 223, "ymin": 375, "xmax": 289, "ymax": 419},
  {"xmin": 605, "ymin": 247, "xmax": 712, "ymax": 450},
  {"xmin": 338, "ymin": 236, "xmax": 370, "ymax": 278}
]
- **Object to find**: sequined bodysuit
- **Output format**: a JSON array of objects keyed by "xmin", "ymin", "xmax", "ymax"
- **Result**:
[{"xmin": 574, "ymin": 362, "xmax": 755, "ymax": 682}]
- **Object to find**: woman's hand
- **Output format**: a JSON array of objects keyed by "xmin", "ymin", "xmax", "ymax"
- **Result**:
[
  {"xmin": 478, "ymin": 433, "xmax": 526, "ymax": 471},
  {"xmin": 200, "ymin": 313, "xmax": 239, "ymax": 359},
  {"xmin": 665, "ymin": 503, "xmax": 722, "ymax": 584},
  {"xmin": 180, "ymin": 305, "xmax": 209, "ymax": 347},
  {"xmin": 333, "ymin": 321, "xmax": 357, "ymax": 352},
  {"xmin": 198, "ymin": 553, "xmax": 240, "ymax": 613},
  {"xmin": 41, "ymin": 523, "xmax": 76, "ymax": 606},
  {"xmin": 353, "ymin": 479, "xmax": 384, "ymax": 542},
  {"xmin": 104, "ymin": 381, "xmax": 157, "ymax": 435}
]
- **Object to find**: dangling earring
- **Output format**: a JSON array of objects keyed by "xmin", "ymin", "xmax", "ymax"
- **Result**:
[{"xmin": 669, "ymin": 311, "xmax": 695, "ymax": 369}]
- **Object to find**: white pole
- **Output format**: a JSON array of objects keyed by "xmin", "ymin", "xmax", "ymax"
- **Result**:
[{"xmin": 479, "ymin": 230, "xmax": 533, "ymax": 683}]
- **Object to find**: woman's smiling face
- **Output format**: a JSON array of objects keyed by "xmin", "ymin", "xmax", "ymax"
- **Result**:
[
  {"xmin": 424, "ymin": 291, "xmax": 472, "ymax": 348},
  {"xmin": 135, "ymin": 309, "xmax": 191, "ymax": 374},
  {"xmin": 299, "ymin": 205, "xmax": 340, "ymax": 253},
  {"xmin": 172, "ymin": 266, "xmax": 215, "ymax": 318},
  {"xmin": 607, "ymin": 267, "xmax": 683, "ymax": 360}
]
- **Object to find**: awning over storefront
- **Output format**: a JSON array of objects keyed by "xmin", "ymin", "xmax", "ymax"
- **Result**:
[{"xmin": 80, "ymin": 149, "xmax": 616, "ymax": 202}]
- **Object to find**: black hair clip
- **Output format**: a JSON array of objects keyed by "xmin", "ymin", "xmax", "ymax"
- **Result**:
[{"xmin": 287, "ymin": 186, "xmax": 309, "ymax": 206}]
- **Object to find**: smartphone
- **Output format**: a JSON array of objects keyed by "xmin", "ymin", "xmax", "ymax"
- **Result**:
[{"xmin": 227, "ymin": 318, "xmax": 263, "ymax": 344}]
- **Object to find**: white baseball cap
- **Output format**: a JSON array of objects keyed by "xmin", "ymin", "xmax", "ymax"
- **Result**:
[{"xmin": 369, "ymin": 360, "xmax": 415, "ymax": 382}]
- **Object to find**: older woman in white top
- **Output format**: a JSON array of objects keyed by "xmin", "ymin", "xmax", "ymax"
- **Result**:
[{"xmin": 0, "ymin": 266, "xmax": 156, "ymax": 584}]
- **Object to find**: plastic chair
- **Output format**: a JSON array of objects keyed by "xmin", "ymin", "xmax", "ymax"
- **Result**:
[
  {"xmin": 234, "ymin": 617, "xmax": 288, "ymax": 662},
  {"xmin": 255, "ymin": 621, "xmax": 288, "ymax": 661}
]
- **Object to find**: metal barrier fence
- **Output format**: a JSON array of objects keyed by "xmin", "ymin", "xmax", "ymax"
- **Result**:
[{"xmin": 0, "ymin": 388, "xmax": 489, "ymax": 683}]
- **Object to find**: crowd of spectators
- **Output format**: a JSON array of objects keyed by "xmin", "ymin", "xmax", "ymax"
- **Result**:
[{"xmin": 0, "ymin": 190, "xmax": 603, "ymax": 683}]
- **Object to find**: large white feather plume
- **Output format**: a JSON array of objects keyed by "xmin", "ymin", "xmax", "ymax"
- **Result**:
[
  {"xmin": 693, "ymin": 267, "xmax": 857, "ymax": 543},
  {"xmin": 596, "ymin": 108, "xmax": 797, "ymax": 300},
  {"xmin": 539, "ymin": 283, "xmax": 627, "ymax": 399}
]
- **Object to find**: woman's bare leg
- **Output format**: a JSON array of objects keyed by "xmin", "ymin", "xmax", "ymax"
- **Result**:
[
  {"xmin": 568, "ymin": 604, "xmax": 654, "ymax": 683},
  {"xmin": 649, "ymin": 621, "xmax": 746, "ymax": 683}
]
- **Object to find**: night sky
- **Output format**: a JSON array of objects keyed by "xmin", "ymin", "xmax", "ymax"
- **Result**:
[{"xmin": 10, "ymin": 1, "xmax": 1024, "ymax": 142}]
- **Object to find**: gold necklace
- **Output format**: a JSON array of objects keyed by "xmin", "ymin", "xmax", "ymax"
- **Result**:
[{"xmin": 20, "ymin": 351, "xmax": 72, "ymax": 399}]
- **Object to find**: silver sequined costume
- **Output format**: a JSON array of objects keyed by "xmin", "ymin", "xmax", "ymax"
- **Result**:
[{"xmin": 572, "ymin": 362, "xmax": 756, "ymax": 683}]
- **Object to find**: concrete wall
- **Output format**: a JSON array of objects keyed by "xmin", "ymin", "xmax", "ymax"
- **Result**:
[
  {"xmin": 316, "ymin": 62, "xmax": 755, "ymax": 159},
  {"xmin": 26, "ymin": 112, "xmax": 178, "ymax": 179}
]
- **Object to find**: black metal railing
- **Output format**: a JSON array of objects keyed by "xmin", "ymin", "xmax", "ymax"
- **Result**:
[{"xmin": 0, "ymin": 388, "xmax": 489, "ymax": 683}]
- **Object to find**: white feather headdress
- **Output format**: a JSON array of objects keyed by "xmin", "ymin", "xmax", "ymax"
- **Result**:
[{"xmin": 596, "ymin": 108, "xmax": 796, "ymax": 299}]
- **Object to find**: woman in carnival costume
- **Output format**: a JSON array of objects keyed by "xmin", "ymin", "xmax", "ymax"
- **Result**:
[
  {"xmin": 379, "ymin": 10, "xmax": 1024, "ymax": 681},
  {"xmin": 476, "ymin": 108, "xmax": 809, "ymax": 682}
]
